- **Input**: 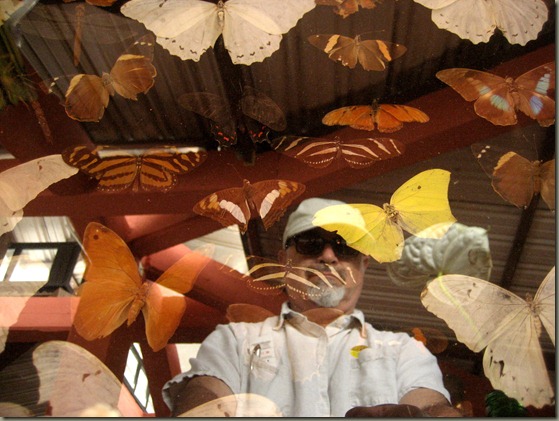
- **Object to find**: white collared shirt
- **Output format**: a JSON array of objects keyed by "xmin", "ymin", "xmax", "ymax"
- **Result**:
[{"xmin": 163, "ymin": 302, "xmax": 450, "ymax": 417}]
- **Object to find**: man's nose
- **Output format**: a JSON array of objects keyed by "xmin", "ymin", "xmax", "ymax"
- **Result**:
[{"xmin": 318, "ymin": 243, "xmax": 339, "ymax": 264}]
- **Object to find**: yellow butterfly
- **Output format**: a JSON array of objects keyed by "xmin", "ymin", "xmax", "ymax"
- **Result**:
[{"xmin": 312, "ymin": 169, "xmax": 457, "ymax": 263}]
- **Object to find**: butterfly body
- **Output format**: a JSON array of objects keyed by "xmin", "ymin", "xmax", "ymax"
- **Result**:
[
  {"xmin": 437, "ymin": 63, "xmax": 555, "ymax": 127},
  {"xmin": 308, "ymin": 34, "xmax": 406, "ymax": 71},
  {"xmin": 63, "ymin": 145, "xmax": 207, "ymax": 192},
  {"xmin": 421, "ymin": 267, "xmax": 555, "ymax": 408},
  {"xmin": 315, "ymin": 0, "xmax": 381, "ymax": 18},
  {"xmin": 322, "ymin": 101, "xmax": 429, "ymax": 132},
  {"xmin": 273, "ymin": 135, "xmax": 405, "ymax": 168},
  {"xmin": 193, "ymin": 178, "xmax": 305, "ymax": 233},
  {"xmin": 121, "ymin": 0, "xmax": 316, "ymax": 65}
]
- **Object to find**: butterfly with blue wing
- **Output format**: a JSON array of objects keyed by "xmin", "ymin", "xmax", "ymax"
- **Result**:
[{"xmin": 436, "ymin": 62, "xmax": 555, "ymax": 127}]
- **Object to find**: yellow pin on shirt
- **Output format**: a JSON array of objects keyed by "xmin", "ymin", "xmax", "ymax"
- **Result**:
[{"xmin": 350, "ymin": 345, "xmax": 368, "ymax": 358}]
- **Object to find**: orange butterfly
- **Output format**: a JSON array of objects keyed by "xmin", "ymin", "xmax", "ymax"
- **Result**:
[
  {"xmin": 193, "ymin": 178, "xmax": 305, "ymax": 233},
  {"xmin": 436, "ymin": 62, "xmax": 555, "ymax": 127},
  {"xmin": 322, "ymin": 101, "xmax": 429, "ymax": 132},
  {"xmin": 73, "ymin": 222, "xmax": 211, "ymax": 352},
  {"xmin": 272, "ymin": 135, "xmax": 405, "ymax": 168},
  {"xmin": 308, "ymin": 34, "xmax": 406, "ymax": 71},
  {"xmin": 62, "ymin": 145, "xmax": 207, "ymax": 192},
  {"xmin": 471, "ymin": 140, "xmax": 555, "ymax": 210},
  {"xmin": 315, "ymin": 0, "xmax": 381, "ymax": 18},
  {"xmin": 57, "ymin": 34, "xmax": 156, "ymax": 122}
]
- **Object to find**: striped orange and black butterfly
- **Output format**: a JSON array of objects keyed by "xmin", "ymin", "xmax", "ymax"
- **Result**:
[
  {"xmin": 314, "ymin": 0, "xmax": 381, "ymax": 18},
  {"xmin": 437, "ymin": 63, "xmax": 555, "ymax": 127},
  {"xmin": 178, "ymin": 86, "xmax": 286, "ymax": 147},
  {"xmin": 272, "ymin": 135, "xmax": 405, "ymax": 168},
  {"xmin": 322, "ymin": 101, "xmax": 429, "ymax": 132},
  {"xmin": 193, "ymin": 178, "xmax": 305, "ymax": 233},
  {"xmin": 62, "ymin": 145, "xmax": 207, "ymax": 192},
  {"xmin": 48, "ymin": 34, "xmax": 156, "ymax": 122},
  {"xmin": 307, "ymin": 33, "xmax": 406, "ymax": 71}
]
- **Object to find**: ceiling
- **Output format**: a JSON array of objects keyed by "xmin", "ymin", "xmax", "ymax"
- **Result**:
[{"xmin": 0, "ymin": 0, "xmax": 556, "ymax": 411}]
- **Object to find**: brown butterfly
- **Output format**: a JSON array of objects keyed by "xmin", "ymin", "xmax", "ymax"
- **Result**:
[
  {"xmin": 436, "ymin": 62, "xmax": 555, "ymax": 127},
  {"xmin": 308, "ymin": 33, "xmax": 406, "ymax": 71},
  {"xmin": 193, "ymin": 178, "xmax": 305, "ymax": 233},
  {"xmin": 471, "ymin": 140, "xmax": 555, "ymax": 210},
  {"xmin": 322, "ymin": 101, "xmax": 429, "ymax": 132},
  {"xmin": 272, "ymin": 135, "xmax": 405, "ymax": 168},
  {"xmin": 314, "ymin": 0, "xmax": 381, "ymax": 18},
  {"xmin": 56, "ymin": 34, "xmax": 156, "ymax": 122},
  {"xmin": 179, "ymin": 86, "xmax": 286, "ymax": 147},
  {"xmin": 62, "ymin": 145, "xmax": 207, "ymax": 192}
]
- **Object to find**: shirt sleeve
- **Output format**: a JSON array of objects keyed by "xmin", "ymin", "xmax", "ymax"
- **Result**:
[
  {"xmin": 396, "ymin": 333, "xmax": 451, "ymax": 402},
  {"xmin": 162, "ymin": 323, "xmax": 244, "ymax": 409}
]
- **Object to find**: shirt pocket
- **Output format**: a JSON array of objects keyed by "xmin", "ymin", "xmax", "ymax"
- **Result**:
[{"xmin": 350, "ymin": 347, "xmax": 399, "ymax": 406}]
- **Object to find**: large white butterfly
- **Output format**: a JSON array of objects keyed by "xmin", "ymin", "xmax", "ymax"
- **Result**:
[
  {"xmin": 0, "ymin": 155, "xmax": 78, "ymax": 235},
  {"xmin": 413, "ymin": 0, "xmax": 549, "ymax": 46},
  {"xmin": 421, "ymin": 267, "xmax": 555, "ymax": 408},
  {"xmin": 120, "ymin": 0, "xmax": 316, "ymax": 65}
]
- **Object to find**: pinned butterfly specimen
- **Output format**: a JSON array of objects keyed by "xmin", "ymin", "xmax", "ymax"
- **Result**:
[
  {"xmin": 0, "ymin": 155, "xmax": 78, "ymax": 236},
  {"xmin": 0, "ymin": 340, "xmax": 122, "ymax": 417},
  {"xmin": 308, "ymin": 34, "xmax": 406, "ymax": 71},
  {"xmin": 322, "ymin": 101, "xmax": 429, "ymax": 132},
  {"xmin": 436, "ymin": 62, "xmax": 555, "ymax": 127},
  {"xmin": 272, "ymin": 135, "xmax": 405, "ymax": 169},
  {"xmin": 193, "ymin": 178, "xmax": 305, "ymax": 234},
  {"xmin": 242, "ymin": 255, "xmax": 346, "ymax": 298},
  {"xmin": 471, "ymin": 140, "xmax": 555, "ymax": 210},
  {"xmin": 313, "ymin": 169, "xmax": 456, "ymax": 263},
  {"xmin": 412, "ymin": 0, "xmax": 549, "ymax": 46},
  {"xmin": 314, "ymin": 0, "xmax": 381, "ymax": 19},
  {"xmin": 48, "ymin": 34, "xmax": 156, "ymax": 122},
  {"xmin": 421, "ymin": 266, "xmax": 555, "ymax": 408},
  {"xmin": 179, "ymin": 86, "xmax": 286, "ymax": 147},
  {"xmin": 120, "ymin": 0, "xmax": 316, "ymax": 65},
  {"xmin": 62, "ymin": 145, "xmax": 207, "ymax": 193},
  {"xmin": 74, "ymin": 222, "xmax": 212, "ymax": 352}
]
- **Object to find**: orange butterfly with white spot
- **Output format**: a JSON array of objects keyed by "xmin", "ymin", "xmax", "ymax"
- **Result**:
[
  {"xmin": 315, "ymin": 0, "xmax": 381, "ymax": 18},
  {"xmin": 193, "ymin": 178, "xmax": 305, "ymax": 233},
  {"xmin": 322, "ymin": 101, "xmax": 429, "ymax": 132}
]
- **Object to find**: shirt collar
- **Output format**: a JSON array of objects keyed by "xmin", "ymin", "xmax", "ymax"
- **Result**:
[{"xmin": 274, "ymin": 301, "xmax": 367, "ymax": 338}]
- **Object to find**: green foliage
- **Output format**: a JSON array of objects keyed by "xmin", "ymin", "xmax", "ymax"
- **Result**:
[{"xmin": 485, "ymin": 390, "xmax": 528, "ymax": 417}]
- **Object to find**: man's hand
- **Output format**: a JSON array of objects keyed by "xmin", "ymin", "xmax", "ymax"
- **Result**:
[{"xmin": 346, "ymin": 404, "xmax": 426, "ymax": 417}]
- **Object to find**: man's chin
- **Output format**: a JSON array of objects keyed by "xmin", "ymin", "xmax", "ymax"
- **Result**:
[{"xmin": 308, "ymin": 286, "xmax": 346, "ymax": 308}]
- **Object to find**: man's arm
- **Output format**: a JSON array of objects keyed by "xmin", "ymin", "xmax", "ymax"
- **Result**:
[{"xmin": 166, "ymin": 375, "xmax": 234, "ymax": 416}]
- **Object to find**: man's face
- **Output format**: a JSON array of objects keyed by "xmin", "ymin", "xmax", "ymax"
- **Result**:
[{"xmin": 278, "ymin": 228, "xmax": 369, "ymax": 314}]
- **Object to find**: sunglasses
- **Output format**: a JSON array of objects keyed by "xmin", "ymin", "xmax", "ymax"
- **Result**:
[{"xmin": 286, "ymin": 231, "xmax": 360, "ymax": 257}]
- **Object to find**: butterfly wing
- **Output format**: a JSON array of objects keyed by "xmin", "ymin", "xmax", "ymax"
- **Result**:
[
  {"xmin": 110, "ymin": 53, "xmax": 156, "ymax": 100},
  {"xmin": 513, "ymin": 62, "xmax": 555, "ymax": 126},
  {"xmin": 138, "ymin": 147, "xmax": 208, "ymax": 192},
  {"xmin": 193, "ymin": 186, "xmax": 251, "ymax": 233},
  {"xmin": 341, "ymin": 137, "xmax": 406, "ymax": 168},
  {"xmin": 315, "ymin": 0, "xmax": 380, "ymax": 18},
  {"xmin": 375, "ymin": 104, "xmax": 429, "ymax": 132},
  {"xmin": 489, "ymin": 0, "xmax": 549, "ymax": 46},
  {"xmin": 0, "ymin": 155, "xmax": 78, "ymax": 235},
  {"xmin": 391, "ymin": 168, "xmax": 456, "ymax": 237},
  {"xmin": 121, "ymin": 0, "xmax": 220, "ymax": 61},
  {"xmin": 322, "ymin": 105, "xmax": 375, "ymax": 130},
  {"xmin": 222, "ymin": 0, "xmax": 315, "ymax": 65},
  {"xmin": 247, "ymin": 179, "xmax": 306, "ymax": 230},
  {"xmin": 533, "ymin": 266, "xmax": 555, "ymax": 345},
  {"xmin": 64, "ymin": 74, "xmax": 109, "ymax": 122},
  {"xmin": 421, "ymin": 274, "xmax": 554, "ymax": 408},
  {"xmin": 240, "ymin": 85, "xmax": 286, "ymax": 133},
  {"xmin": 73, "ymin": 222, "xmax": 142, "ymax": 341},
  {"xmin": 179, "ymin": 92, "xmax": 237, "ymax": 146},
  {"xmin": 539, "ymin": 159, "xmax": 555, "ymax": 211},
  {"xmin": 308, "ymin": 34, "xmax": 360, "ymax": 69},
  {"xmin": 491, "ymin": 152, "xmax": 538, "ymax": 208},
  {"xmin": 273, "ymin": 136, "xmax": 340, "ymax": 168},
  {"xmin": 142, "ymin": 281, "xmax": 187, "ymax": 352}
]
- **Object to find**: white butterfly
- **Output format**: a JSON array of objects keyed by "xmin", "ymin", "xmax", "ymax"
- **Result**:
[
  {"xmin": 421, "ymin": 267, "xmax": 555, "ymax": 408},
  {"xmin": 413, "ymin": 0, "xmax": 549, "ymax": 46},
  {"xmin": 120, "ymin": 0, "xmax": 316, "ymax": 65},
  {"xmin": 0, "ymin": 155, "xmax": 78, "ymax": 235}
]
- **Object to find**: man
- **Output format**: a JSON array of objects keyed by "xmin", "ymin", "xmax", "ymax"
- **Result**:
[{"xmin": 163, "ymin": 198, "xmax": 461, "ymax": 417}]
